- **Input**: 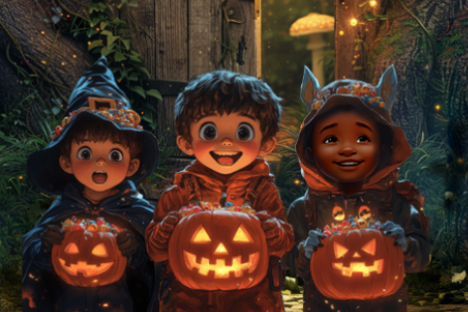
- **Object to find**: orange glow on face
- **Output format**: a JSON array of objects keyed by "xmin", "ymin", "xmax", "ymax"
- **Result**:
[
  {"xmin": 191, "ymin": 226, "xmax": 211, "ymax": 243},
  {"xmin": 184, "ymin": 251, "xmax": 260, "ymax": 278},
  {"xmin": 334, "ymin": 242, "xmax": 349, "ymax": 258},
  {"xmin": 186, "ymin": 112, "xmax": 268, "ymax": 175},
  {"xmin": 91, "ymin": 243, "xmax": 108, "ymax": 257},
  {"xmin": 233, "ymin": 225, "xmax": 253, "ymax": 243},
  {"xmin": 362, "ymin": 238, "xmax": 376, "ymax": 256},
  {"xmin": 67, "ymin": 139, "xmax": 134, "ymax": 193}
]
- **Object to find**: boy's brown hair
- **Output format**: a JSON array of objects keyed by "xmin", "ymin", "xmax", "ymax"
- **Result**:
[
  {"xmin": 60, "ymin": 120, "xmax": 142, "ymax": 160},
  {"xmin": 174, "ymin": 70, "xmax": 282, "ymax": 143}
]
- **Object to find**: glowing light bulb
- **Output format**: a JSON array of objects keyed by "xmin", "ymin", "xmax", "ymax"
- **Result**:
[
  {"xmin": 350, "ymin": 18, "xmax": 358, "ymax": 26},
  {"xmin": 435, "ymin": 104, "xmax": 441, "ymax": 110},
  {"xmin": 339, "ymin": 30, "xmax": 344, "ymax": 35},
  {"xmin": 370, "ymin": 0, "xmax": 377, "ymax": 6}
]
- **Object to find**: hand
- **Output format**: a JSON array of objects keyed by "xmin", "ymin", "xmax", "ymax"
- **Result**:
[
  {"xmin": 299, "ymin": 229, "xmax": 327, "ymax": 259},
  {"xmin": 381, "ymin": 221, "xmax": 408, "ymax": 252},
  {"xmin": 117, "ymin": 229, "xmax": 138, "ymax": 258},
  {"xmin": 255, "ymin": 211, "xmax": 285, "ymax": 252},
  {"xmin": 41, "ymin": 225, "xmax": 65, "ymax": 253},
  {"xmin": 151, "ymin": 211, "xmax": 182, "ymax": 251}
]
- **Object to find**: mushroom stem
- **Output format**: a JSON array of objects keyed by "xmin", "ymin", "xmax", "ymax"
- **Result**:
[{"xmin": 307, "ymin": 33, "xmax": 327, "ymax": 87}]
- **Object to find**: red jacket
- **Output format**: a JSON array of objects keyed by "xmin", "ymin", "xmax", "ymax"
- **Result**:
[{"xmin": 146, "ymin": 158, "xmax": 295, "ymax": 262}]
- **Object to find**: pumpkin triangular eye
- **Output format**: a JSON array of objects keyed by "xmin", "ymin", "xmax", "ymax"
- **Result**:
[
  {"xmin": 233, "ymin": 225, "xmax": 253, "ymax": 243},
  {"xmin": 362, "ymin": 238, "xmax": 376, "ymax": 256},
  {"xmin": 92, "ymin": 243, "xmax": 108, "ymax": 257},
  {"xmin": 191, "ymin": 226, "xmax": 211, "ymax": 243},
  {"xmin": 64, "ymin": 243, "xmax": 79, "ymax": 254},
  {"xmin": 334, "ymin": 242, "xmax": 348, "ymax": 258}
]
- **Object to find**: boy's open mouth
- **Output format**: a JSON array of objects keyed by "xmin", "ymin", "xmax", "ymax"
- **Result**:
[
  {"xmin": 92, "ymin": 171, "xmax": 108, "ymax": 184},
  {"xmin": 210, "ymin": 151, "xmax": 243, "ymax": 166}
]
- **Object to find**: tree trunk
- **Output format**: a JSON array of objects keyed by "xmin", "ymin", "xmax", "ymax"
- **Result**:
[
  {"xmin": 368, "ymin": 0, "xmax": 467, "ymax": 147},
  {"xmin": 0, "ymin": 0, "xmax": 93, "ymax": 93},
  {"xmin": 440, "ymin": 14, "xmax": 468, "ymax": 266}
]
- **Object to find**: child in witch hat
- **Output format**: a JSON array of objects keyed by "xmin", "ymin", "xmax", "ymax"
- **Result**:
[
  {"xmin": 22, "ymin": 56, "xmax": 160, "ymax": 312},
  {"xmin": 287, "ymin": 65, "xmax": 430, "ymax": 312}
]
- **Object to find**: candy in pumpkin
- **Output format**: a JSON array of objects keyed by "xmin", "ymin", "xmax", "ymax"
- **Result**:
[
  {"xmin": 168, "ymin": 209, "xmax": 268, "ymax": 291},
  {"xmin": 310, "ymin": 228, "xmax": 404, "ymax": 300},
  {"xmin": 52, "ymin": 227, "xmax": 127, "ymax": 287}
]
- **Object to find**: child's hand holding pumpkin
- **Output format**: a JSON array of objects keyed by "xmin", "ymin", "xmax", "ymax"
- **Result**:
[
  {"xmin": 255, "ymin": 211, "xmax": 287, "ymax": 253},
  {"xmin": 117, "ymin": 229, "xmax": 138, "ymax": 258},
  {"xmin": 299, "ymin": 229, "xmax": 328, "ymax": 259},
  {"xmin": 41, "ymin": 225, "xmax": 65, "ymax": 253},
  {"xmin": 381, "ymin": 221, "xmax": 408, "ymax": 252},
  {"xmin": 152, "ymin": 211, "xmax": 182, "ymax": 251}
]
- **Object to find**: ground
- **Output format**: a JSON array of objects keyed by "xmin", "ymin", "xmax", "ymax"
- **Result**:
[{"xmin": 283, "ymin": 292, "xmax": 468, "ymax": 312}]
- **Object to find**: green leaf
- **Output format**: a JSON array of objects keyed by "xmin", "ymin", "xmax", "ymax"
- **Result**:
[
  {"xmin": 101, "ymin": 46, "xmax": 116, "ymax": 57},
  {"xmin": 353, "ymin": 66, "xmax": 363, "ymax": 71},
  {"xmin": 122, "ymin": 39, "xmax": 131, "ymax": 50},
  {"xmin": 146, "ymin": 89, "xmax": 162, "ymax": 101},
  {"xmin": 128, "ymin": 72, "xmax": 139, "ymax": 81},
  {"xmin": 364, "ymin": 12, "xmax": 376, "ymax": 21},
  {"xmin": 131, "ymin": 86, "xmax": 146, "ymax": 99},
  {"xmin": 128, "ymin": 0, "xmax": 139, "ymax": 7},
  {"xmin": 114, "ymin": 51, "xmax": 126, "ymax": 62},
  {"xmin": 379, "ymin": 14, "xmax": 387, "ymax": 20},
  {"xmin": 51, "ymin": 106, "xmax": 61, "ymax": 115},
  {"xmin": 88, "ymin": 40, "xmax": 104, "ymax": 51},
  {"xmin": 87, "ymin": 28, "xmax": 99, "ymax": 38},
  {"xmin": 100, "ymin": 21, "xmax": 107, "ymax": 30},
  {"xmin": 128, "ymin": 55, "xmax": 142, "ymax": 63},
  {"xmin": 136, "ymin": 66, "xmax": 151, "ymax": 79}
]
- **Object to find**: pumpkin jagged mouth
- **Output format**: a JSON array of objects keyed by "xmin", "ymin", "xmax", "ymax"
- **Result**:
[
  {"xmin": 58, "ymin": 258, "xmax": 113, "ymax": 277},
  {"xmin": 332, "ymin": 259, "xmax": 384, "ymax": 277},
  {"xmin": 184, "ymin": 251, "xmax": 260, "ymax": 278}
]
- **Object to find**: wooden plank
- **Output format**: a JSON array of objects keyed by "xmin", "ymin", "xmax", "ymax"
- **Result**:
[
  {"xmin": 255, "ymin": 0, "xmax": 261, "ymax": 78},
  {"xmin": 188, "ymin": 0, "xmax": 223, "ymax": 77},
  {"xmin": 222, "ymin": 0, "xmax": 257, "ymax": 76},
  {"xmin": 154, "ymin": 0, "xmax": 188, "ymax": 145}
]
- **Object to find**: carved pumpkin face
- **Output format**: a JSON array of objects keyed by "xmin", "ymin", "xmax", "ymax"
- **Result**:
[
  {"xmin": 311, "ymin": 229, "xmax": 404, "ymax": 300},
  {"xmin": 52, "ymin": 230, "xmax": 127, "ymax": 287},
  {"xmin": 169, "ymin": 210, "xmax": 268, "ymax": 291}
]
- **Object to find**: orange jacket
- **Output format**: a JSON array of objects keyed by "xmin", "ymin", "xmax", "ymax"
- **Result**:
[{"xmin": 146, "ymin": 158, "xmax": 295, "ymax": 263}]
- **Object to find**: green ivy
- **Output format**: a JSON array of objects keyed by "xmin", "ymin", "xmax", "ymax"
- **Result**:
[{"xmin": 63, "ymin": 0, "xmax": 160, "ymax": 130}]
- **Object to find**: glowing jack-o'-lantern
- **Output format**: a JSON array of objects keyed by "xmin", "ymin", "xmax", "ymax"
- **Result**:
[
  {"xmin": 168, "ymin": 210, "xmax": 268, "ymax": 291},
  {"xmin": 332, "ymin": 206, "xmax": 345, "ymax": 221},
  {"xmin": 52, "ymin": 230, "xmax": 127, "ymax": 287},
  {"xmin": 311, "ymin": 229, "xmax": 404, "ymax": 300}
]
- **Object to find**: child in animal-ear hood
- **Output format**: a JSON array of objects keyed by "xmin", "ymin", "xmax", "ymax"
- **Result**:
[{"xmin": 287, "ymin": 65, "xmax": 430, "ymax": 312}]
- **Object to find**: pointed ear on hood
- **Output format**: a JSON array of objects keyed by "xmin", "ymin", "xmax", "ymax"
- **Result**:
[
  {"xmin": 301, "ymin": 66, "xmax": 321, "ymax": 113},
  {"xmin": 375, "ymin": 64, "xmax": 398, "ymax": 111}
]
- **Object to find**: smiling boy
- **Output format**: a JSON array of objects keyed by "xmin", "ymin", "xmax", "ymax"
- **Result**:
[
  {"xmin": 145, "ymin": 70, "xmax": 295, "ymax": 312},
  {"xmin": 22, "ymin": 57, "xmax": 160, "ymax": 312},
  {"xmin": 287, "ymin": 66, "xmax": 429, "ymax": 312}
]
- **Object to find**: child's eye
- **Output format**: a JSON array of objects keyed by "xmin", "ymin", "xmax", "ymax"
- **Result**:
[
  {"xmin": 108, "ymin": 149, "xmax": 123, "ymax": 162},
  {"xmin": 357, "ymin": 136, "xmax": 371, "ymax": 143},
  {"xmin": 324, "ymin": 136, "xmax": 338, "ymax": 144},
  {"xmin": 77, "ymin": 147, "xmax": 92, "ymax": 160},
  {"xmin": 236, "ymin": 123, "xmax": 255, "ymax": 141},
  {"xmin": 199, "ymin": 122, "xmax": 218, "ymax": 141}
]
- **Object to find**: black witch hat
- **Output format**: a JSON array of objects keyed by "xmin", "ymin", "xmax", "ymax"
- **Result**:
[{"xmin": 27, "ymin": 56, "xmax": 159, "ymax": 195}]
